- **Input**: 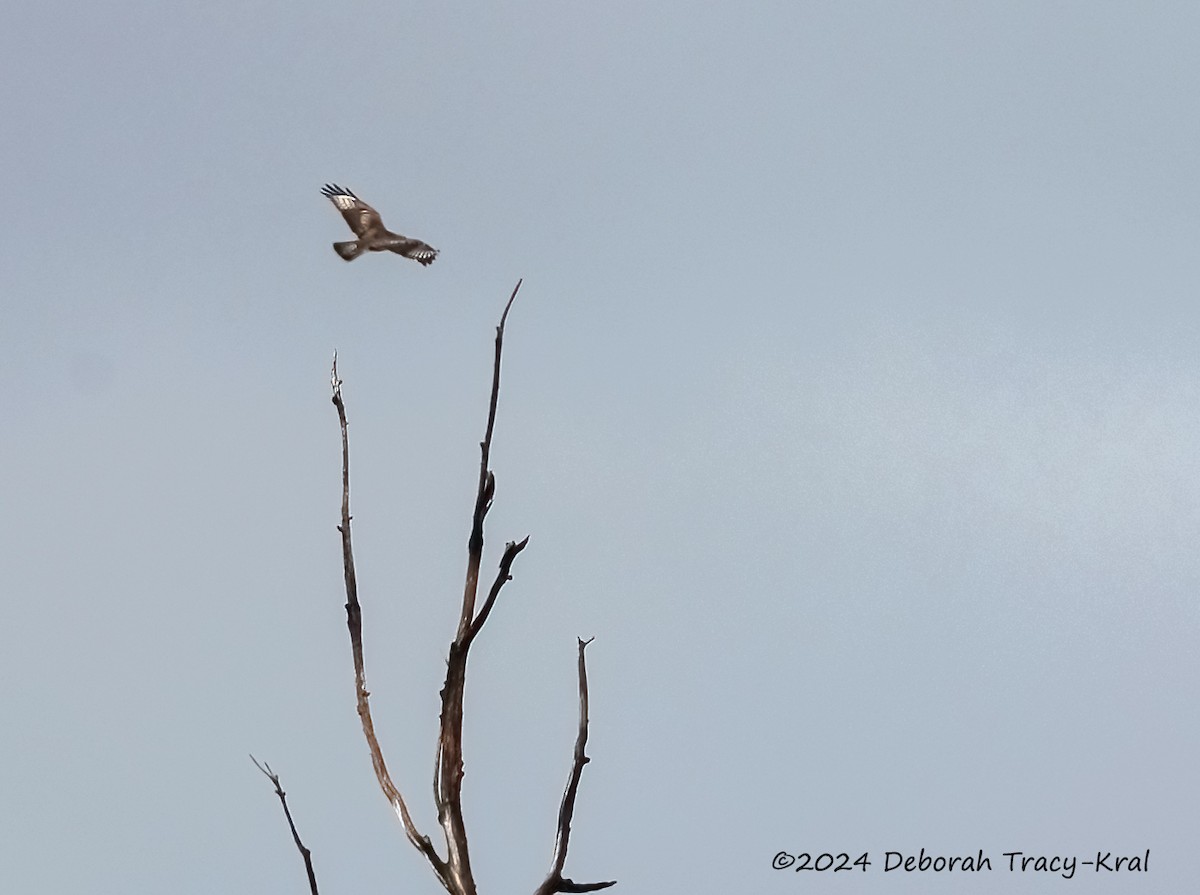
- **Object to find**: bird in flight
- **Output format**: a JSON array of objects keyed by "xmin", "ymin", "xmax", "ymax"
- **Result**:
[{"xmin": 320, "ymin": 184, "xmax": 439, "ymax": 265}]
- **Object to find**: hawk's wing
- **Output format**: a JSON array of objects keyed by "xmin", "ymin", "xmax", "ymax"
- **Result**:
[
  {"xmin": 321, "ymin": 184, "xmax": 386, "ymax": 239},
  {"xmin": 376, "ymin": 235, "xmax": 439, "ymax": 267}
]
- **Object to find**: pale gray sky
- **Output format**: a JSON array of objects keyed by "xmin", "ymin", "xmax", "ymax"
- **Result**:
[{"xmin": 1, "ymin": 2, "xmax": 1197, "ymax": 892}]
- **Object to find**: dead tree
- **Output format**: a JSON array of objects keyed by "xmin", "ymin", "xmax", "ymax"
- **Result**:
[{"xmin": 294, "ymin": 280, "xmax": 614, "ymax": 895}]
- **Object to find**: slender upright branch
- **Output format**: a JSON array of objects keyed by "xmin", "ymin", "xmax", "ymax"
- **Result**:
[
  {"xmin": 251, "ymin": 756, "xmax": 321, "ymax": 895},
  {"xmin": 456, "ymin": 279, "xmax": 522, "ymax": 640},
  {"xmin": 534, "ymin": 640, "xmax": 617, "ymax": 895},
  {"xmin": 330, "ymin": 355, "xmax": 453, "ymax": 892},
  {"xmin": 432, "ymin": 281, "xmax": 526, "ymax": 895}
]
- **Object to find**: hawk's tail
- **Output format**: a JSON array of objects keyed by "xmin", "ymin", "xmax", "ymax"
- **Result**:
[{"xmin": 333, "ymin": 240, "xmax": 364, "ymax": 261}]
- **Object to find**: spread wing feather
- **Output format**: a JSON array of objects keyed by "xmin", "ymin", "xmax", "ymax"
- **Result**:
[
  {"xmin": 321, "ymin": 184, "xmax": 385, "ymax": 238},
  {"xmin": 377, "ymin": 236, "xmax": 439, "ymax": 266}
]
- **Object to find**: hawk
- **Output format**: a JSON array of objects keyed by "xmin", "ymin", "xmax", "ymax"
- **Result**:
[{"xmin": 320, "ymin": 184, "xmax": 439, "ymax": 265}]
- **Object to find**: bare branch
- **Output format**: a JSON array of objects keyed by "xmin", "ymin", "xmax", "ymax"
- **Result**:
[
  {"xmin": 552, "ymin": 882, "xmax": 620, "ymax": 893},
  {"xmin": 456, "ymin": 279, "xmax": 522, "ymax": 640},
  {"xmin": 330, "ymin": 356, "xmax": 453, "ymax": 892},
  {"xmin": 250, "ymin": 756, "xmax": 320, "ymax": 895},
  {"xmin": 431, "ymin": 282, "xmax": 525, "ymax": 895},
  {"xmin": 534, "ymin": 639, "xmax": 617, "ymax": 895},
  {"xmin": 465, "ymin": 536, "xmax": 530, "ymax": 646}
]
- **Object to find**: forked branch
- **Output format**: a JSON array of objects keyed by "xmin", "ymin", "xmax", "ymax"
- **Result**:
[
  {"xmin": 456, "ymin": 279, "xmax": 523, "ymax": 639},
  {"xmin": 433, "ymin": 280, "xmax": 525, "ymax": 895}
]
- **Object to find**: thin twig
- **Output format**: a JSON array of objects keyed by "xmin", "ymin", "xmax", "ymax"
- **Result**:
[
  {"xmin": 464, "ymin": 536, "xmax": 530, "ymax": 647},
  {"xmin": 250, "ymin": 756, "xmax": 321, "ymax": 895},
  {"xmin": 331, "ymin": 355, "xmax": 453, "ymax": 892},
  {"xmin": 534, "ymin": 640, "xmax": 617, "ymax": 895}
]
